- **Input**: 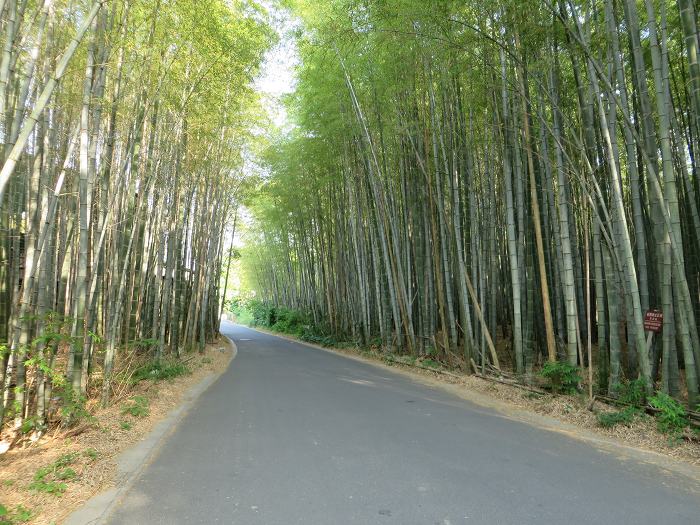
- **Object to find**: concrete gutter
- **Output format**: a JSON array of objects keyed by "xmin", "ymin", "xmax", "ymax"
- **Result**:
[{"xmin": 64, "ymin": 336, "xmax": 238, "ymax": 525}]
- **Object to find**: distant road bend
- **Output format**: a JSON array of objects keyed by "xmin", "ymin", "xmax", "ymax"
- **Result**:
[{"xmin": 106, "ymin": 322, "xmax": 700, "ymax": 525}]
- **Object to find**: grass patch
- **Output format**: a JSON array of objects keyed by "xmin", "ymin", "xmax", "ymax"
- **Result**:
[
  {"xmin": 28, "ymin": 480, "xmax": 67, "ymax": 495},
  {"xmin": 130, "ymin": 361, "xmax": 190, "ymax": 383},
  {"xmin": 597, "ymin": 406, "xmax": 639, "ymax": 428},
  {"xmin": 29, "ymin": 453, "xmax": 79, "ymax": 496},
  {"xmin": 121, "ymin": 396, "xmax": 149, "ymax": 418},
  {"xmin": 420, "ymin": 359, "xmax": 441, "ymax": 369},
  {"xmin": 0, "ymin": 504, "xmax": 32, "ymax": 524}
]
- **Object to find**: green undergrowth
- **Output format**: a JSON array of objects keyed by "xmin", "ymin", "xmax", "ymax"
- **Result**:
[
  {"xmin": 649, "ymin": 392, "xmax": 689, "ymax": 438},
  {"xmin": 121, "ymin": 396, "xmax": 149, "ymax": 418},
  {"xmin": 0, "ymin": 504, "xmax": 32, "ymax": 525},
  {"xmin": 538, "ymin": 362, "xmax": 582, "ymax": 394},
  {"xmin": 229, "ymin": 298, "xmax": 357, "ymax": 348},
  {"xmin": 29, "ymin": 451, "xmax": 77, "ymax": 496},
  {"xmin": 596, "ymin": 379, "xmax": 647, "ymax": 429},
  {"xmin": 595, "ymin": 380, "xmax": 696, "ymax": 441},
  {"xmin": 597, "ymin": 406, "xmax": 640, "ymax": 428},
  {"xmin": 129, "ymin": 360, "xmax": 190, "ymax": 384}
]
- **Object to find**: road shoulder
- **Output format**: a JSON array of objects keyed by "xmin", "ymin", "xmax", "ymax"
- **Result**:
[{"xmin": 0, "ymin": 336, "xmax": 238, "ymax": 525}]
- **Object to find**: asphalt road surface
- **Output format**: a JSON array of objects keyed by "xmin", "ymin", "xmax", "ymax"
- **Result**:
[{"xmin": 105, "ymin": 322, "xmax": 700, "ymax": 525}]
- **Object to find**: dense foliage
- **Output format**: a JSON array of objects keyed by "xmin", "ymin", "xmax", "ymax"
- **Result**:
[
  {"xmin": 243, "ymin": 0, "xmax": 700, "ymax": 406},
  {"xmin": 0, "ymin": 0, "xmax": 272, "ymax": 437}
]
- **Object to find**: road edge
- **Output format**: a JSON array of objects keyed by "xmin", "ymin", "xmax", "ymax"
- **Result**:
[
  {"xmin": 64, "ymin": 333, "xmax": 238, "ymax": 525},
  {"xmin": 243, "ymin": 324, "xmax": 700, "ymax": 485}
]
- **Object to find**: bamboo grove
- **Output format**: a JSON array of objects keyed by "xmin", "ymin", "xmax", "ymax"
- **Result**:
[
  {"xmin": 243, "ymin": 0, "xmax": 700, "ymax": 405},
  {"xmin": 0, "ymin": 0, "xmax": 271, "ymax": 435}
]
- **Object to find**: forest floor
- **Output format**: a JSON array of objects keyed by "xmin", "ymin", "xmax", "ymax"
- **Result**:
[
  {"xmin": 0, "ymin": 338, "xmax": 234, "ymax": 525},
  {"xmin": 252, "ymin": 327, "xmax": 700, "ymax": 468}
]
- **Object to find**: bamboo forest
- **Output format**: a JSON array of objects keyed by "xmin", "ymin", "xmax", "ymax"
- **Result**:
[
  {"xmin": 0, "ymin": 0, "xmax": 270, "ymax": 437},
  {"xmin": 2, "ymin": 0, "xmax": 700, "ymax": 448},
  {"xmin": 241, "ymin": 0, "xmax": 700, "ymax": 407}
]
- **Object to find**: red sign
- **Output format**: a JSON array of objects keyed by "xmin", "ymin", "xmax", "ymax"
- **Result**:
[{"xmin": 644, "ymin": 310, "xmax": 663, "ymax": 333}]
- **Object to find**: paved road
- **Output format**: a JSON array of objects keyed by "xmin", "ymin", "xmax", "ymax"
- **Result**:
[{"xmin": 105, "ymin": 322, "xmax": 700, "ymax": 524}]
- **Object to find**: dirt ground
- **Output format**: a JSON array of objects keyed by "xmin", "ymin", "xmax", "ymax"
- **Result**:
[{"xmin": 0, "ymin": 337, "xmax": 234, "ymax": 525}]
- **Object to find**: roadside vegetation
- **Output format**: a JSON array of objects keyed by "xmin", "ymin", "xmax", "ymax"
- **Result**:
[
  {"xmin": 238, "ymin": 0, "xmax": 700, "ymax": 446},
  {"xmin": 0, "ymin": 0, "xmax": 270, "ymax": 445},
  {"xmin": 0, "ymin": 341, "xmax": 232, "ymax": 525}
]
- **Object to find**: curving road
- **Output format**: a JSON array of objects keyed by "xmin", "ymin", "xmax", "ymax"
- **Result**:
[{"xmin": 104, "ymin": 322, "xmax": 700, "ymax": 524}]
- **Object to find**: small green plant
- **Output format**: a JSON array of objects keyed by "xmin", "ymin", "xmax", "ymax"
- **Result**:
[
  {"xmin": 28, "ymin": 480, "xmax": 67, "ymax": 495},
  {"xmin": 613, "ymin": 378, "xmax": 648, "ymax": 406},
  {"xmin": 201, "ymin": 357, "xmax": 212, "ymax": 364},
  {"xmin": 33, "ymin": 454, "xmax": 74, "ymax": 483},
  {"xmin": 421, "ymin": 359, "xmax": 440, "ymax": 369},
  {"xmin": 57, "ymin": 452, "xmax": 78, "ymax": 467},
  {"xmin": 597, "ymin": 406, "xmax": 639, "ymax": 428},
  {"xmin": 539, "ymin": 362, "xmax": 581, "ymax": 394},
  {"xmin": 83, "ymin": 448, "xmax": 98, "ymax": 460},
  {"xmin": 2, "ymin": 480, "xmax": 15, "ymax": 487},
  {"xmin": 649, "ymin": 392, "xmax": 688, "ymax": 436},
  {"xmin": 29, "ymin": 453, "xmax": 80, "ymax": 496},
  {"xmin": 119, "ymin": 421, "xmax": 132, "ymax": 430},
  {"xmin": 130, "ymin": 361, "xmax": 190, "ymax": 383},
  {"xmin": 56, "ymin": 386, "xmax": 95, "ymax": 427},
  {"xmin": 19, "ymin": 416, "xmax": 38, "ymax": 435},
  {"xmin": 0, "ymin": 504, "xmax": 32, "ymax": 525},
  {"xmin": 121, "ymin": 396, "xmax": 149, "ymax": 418},
  {"xmin": 128, "ymin": 338, "xmax": 159, "ymax": 351},
  {"xmin": 598, "ymin": 379, "xmax": 648, "ymax": 429},
  {"xmin": 55, "ymin": 468, "xmax": 76, "ymax": 481}
]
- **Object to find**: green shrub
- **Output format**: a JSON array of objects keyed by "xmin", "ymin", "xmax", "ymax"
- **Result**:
[
  {"xmin": 539, "ymin": 361, "xmax": 581, "ymax": 394},
  {"xmin": 649, "ymin": 392, "xmax": 688, "ymax": 436},
  {"xmin": 421, "ymin": 359, "xmax": 441, "ymax": 369},
  {"xmin": 130, "ymin": 361, "xmax": 189, "ymax": 383},
  {"xmin": 597, "ymin": 406, "xmax": 639, "ymax": 428},
  {"xmin": 265, "ymin": 306, "xmax": 310, "ymax": 335},
  {"xmin": 53, "ymin": 453, "xmax": 78, "ymax": 469},
  {"xmin": 612, "ymin": 378, "xmax": 648, "ymax": 406},
  {"xmin": 301, "ymin": 331, "xmax": 337, "ymax": 347},
  {"xmin": 248, "ymin": 299, "xmax": 276, "ymax": 326},
  {"xmin": 56, "ymin": 386, "xmax": 95, "ymax": 427},
  {"xmin": 19, "ymin": 416, "xmax": 38, "ymax": 435}
]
